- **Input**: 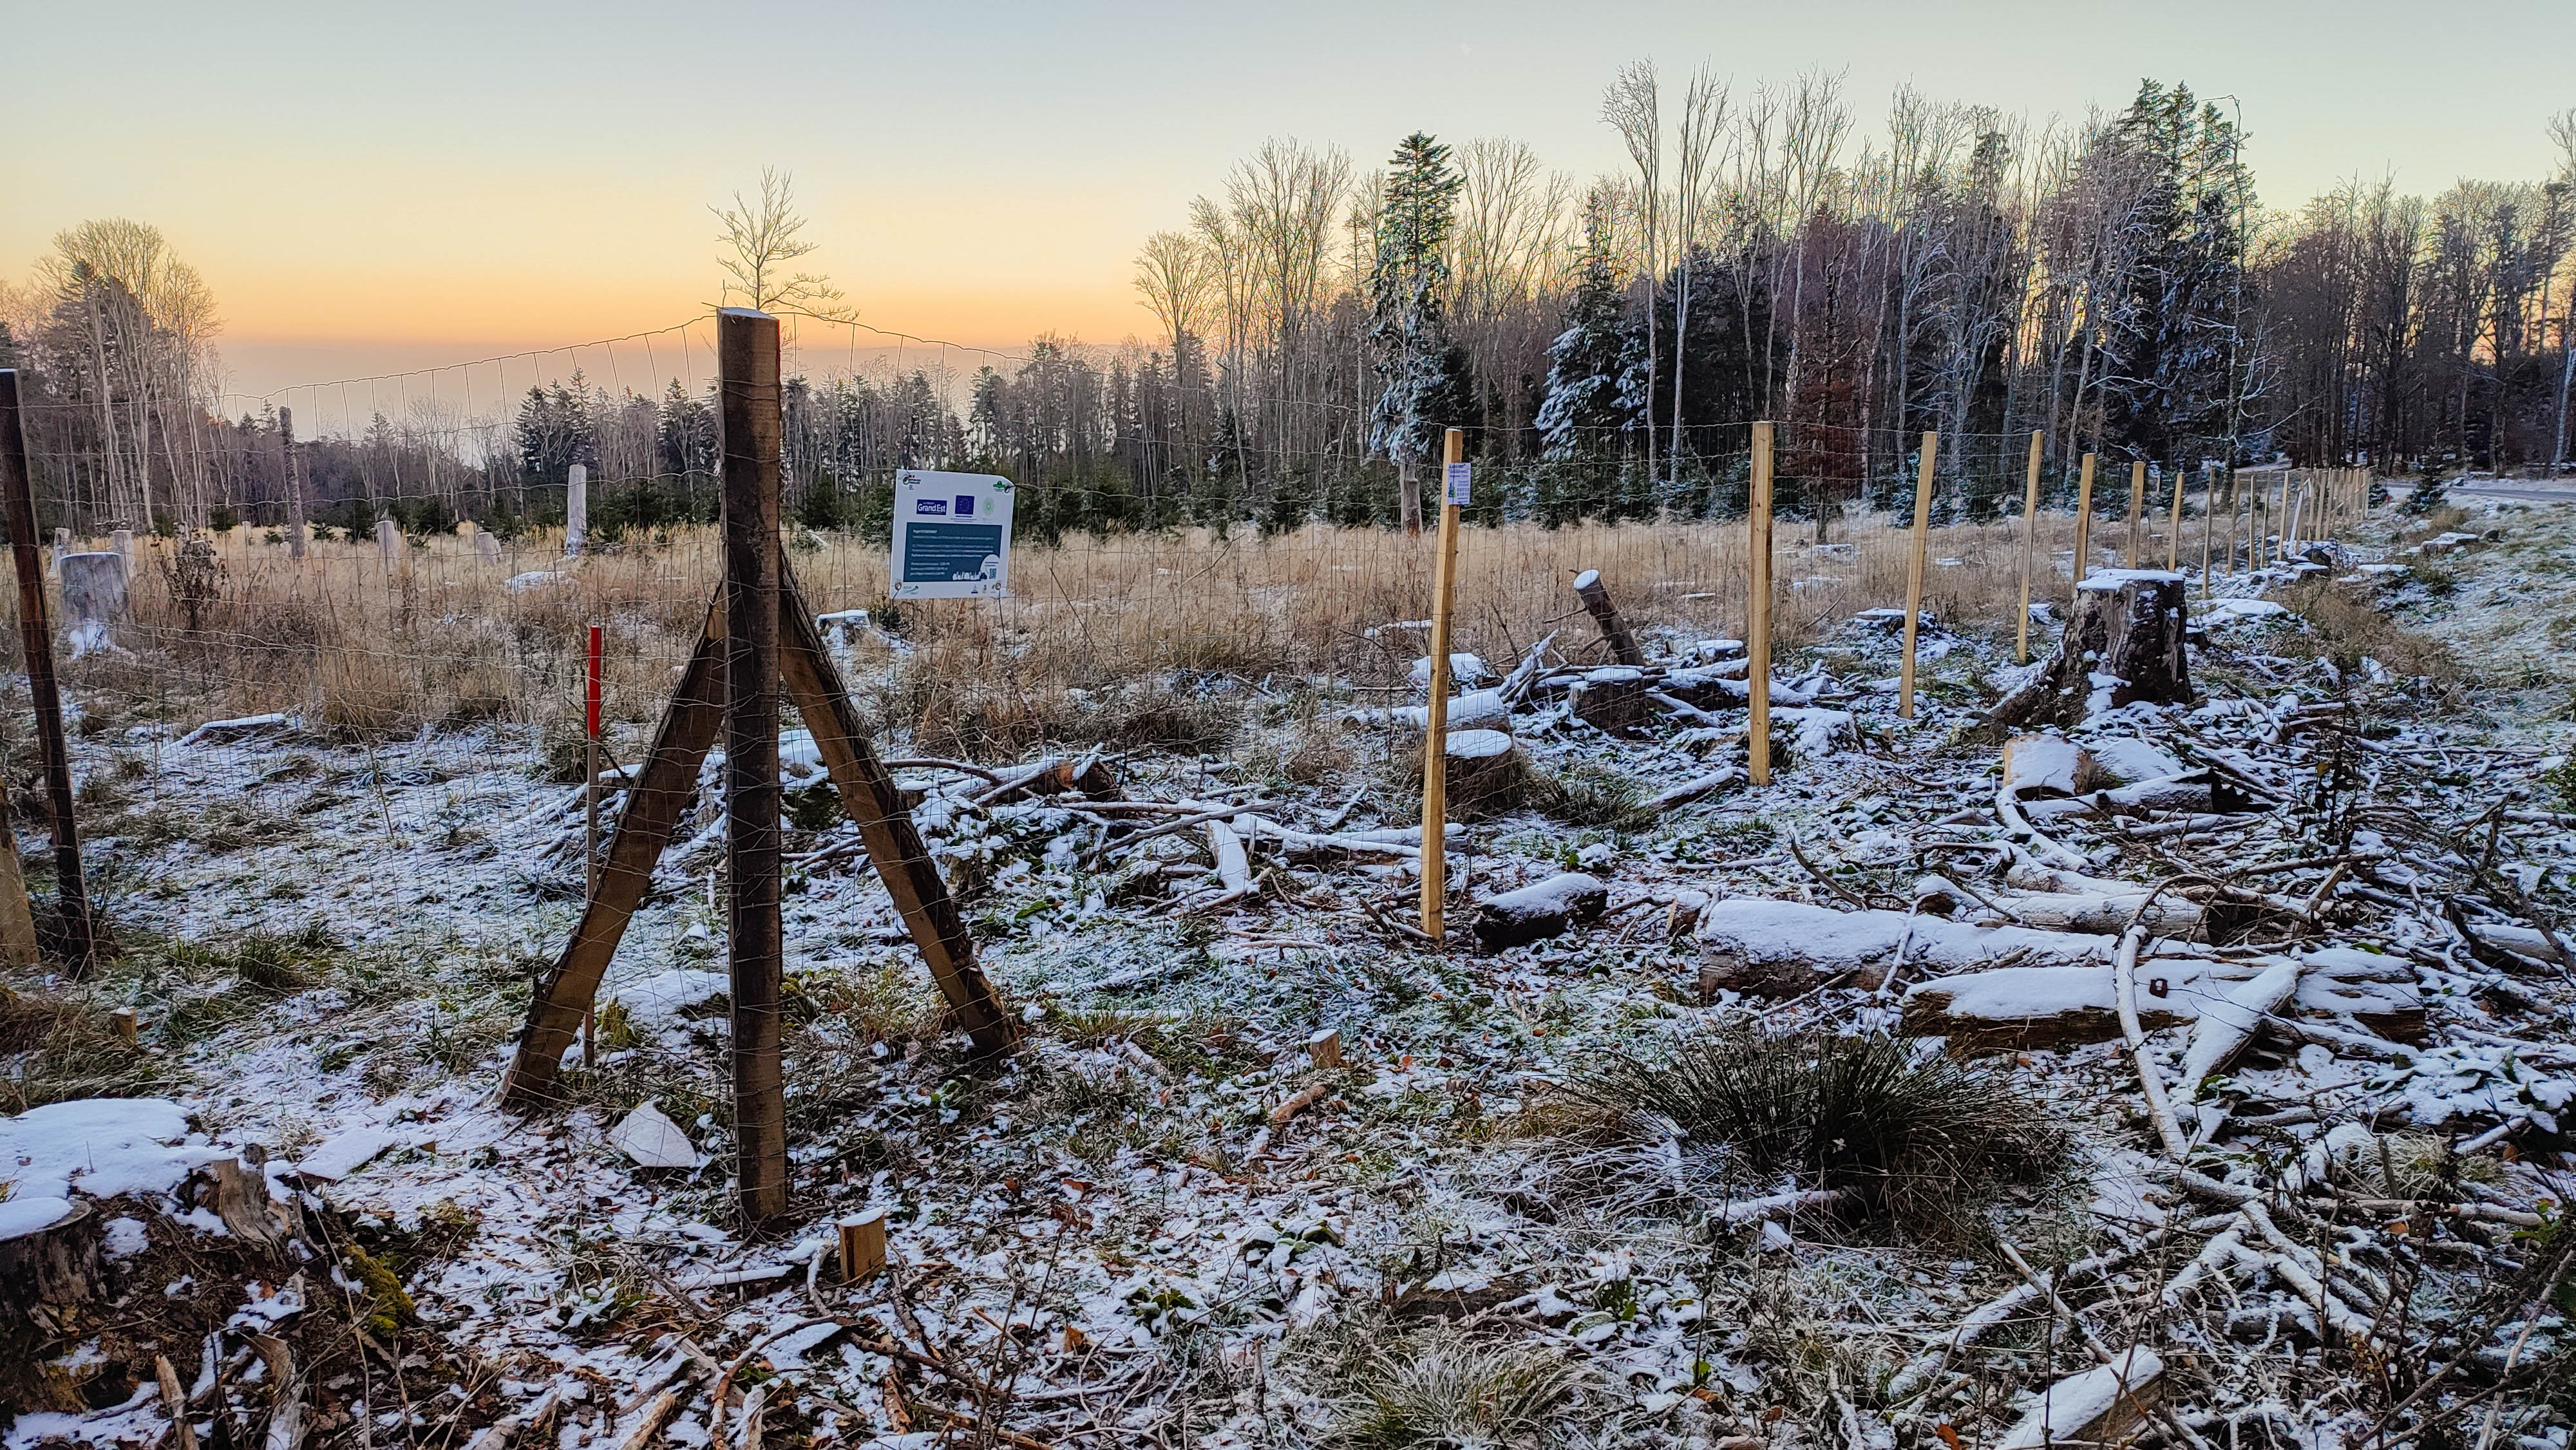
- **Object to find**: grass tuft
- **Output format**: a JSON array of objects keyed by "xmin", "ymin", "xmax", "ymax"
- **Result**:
[
  {"xmin": 1335, "ymin": 1328, "xmax": 1579, "ymax": 1449},
  {"xmin": 1556, "ymin": 1025, "xmax": 2061, "ymax": 1241}
]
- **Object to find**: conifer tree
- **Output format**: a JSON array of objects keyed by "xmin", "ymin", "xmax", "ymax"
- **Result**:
[{"xmin": 1367, "ymin": 133, "xmax": 1471, "ymax": 532}]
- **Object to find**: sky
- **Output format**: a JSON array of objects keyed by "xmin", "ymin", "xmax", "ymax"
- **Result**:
[{"xmin": 6, "ymin": 0, "xmax": 2570, "ymax": 413}]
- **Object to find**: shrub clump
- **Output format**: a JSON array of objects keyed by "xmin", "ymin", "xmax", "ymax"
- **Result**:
[{"xmin": 1556, "ymin": 1025, "xmax": 2062, "ymax": 1240}]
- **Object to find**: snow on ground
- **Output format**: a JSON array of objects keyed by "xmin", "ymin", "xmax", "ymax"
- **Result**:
[{"xmin": 6, "ymin": 496, "xmax": 2576, "ymax": 1448}]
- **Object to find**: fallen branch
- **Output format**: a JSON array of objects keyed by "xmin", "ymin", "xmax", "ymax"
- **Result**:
[{"xmin": 2112, "ymin": 921, "xmax": 2192, "ymax": 1162}]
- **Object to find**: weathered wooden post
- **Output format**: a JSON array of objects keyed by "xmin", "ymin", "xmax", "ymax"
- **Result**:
[
  {"xmin": 719, "ymin": 308, "xmax": 788, "ymax": 1227},
  {"xmin": 2071, "ymin": 453, "xmax": 2096, "ymax": 602},
  {"xmin": 1419, "ymin": 428, "xmax": 1465, "ymax": 941},
  {"xmin": 565, "ymin": 463, "xmax": 589, "ymax": 556},
  {"xmin": 1897, "ymin": 431, "xmax": 1937, "ymax": 720},
  {"xmin": 0, "ymin": 370, "xmax": 97, "ymax": 972},
  {"xmin": 1747, "ymin": 421, "xmax": 1775, "ymax": 784},
  {"xmin": 280, "ymin": 404, "xmax": 307, "ymax": 563},
  {"xmin": 1571, "ymin": 570, "xmax": 1645, "ymax": 666},
  {"xmin": 2014, "ymin": 429, "xmax": 2041, "ymax": 664}
]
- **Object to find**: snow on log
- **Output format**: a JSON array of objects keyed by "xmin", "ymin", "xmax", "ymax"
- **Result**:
[
  {"xmin": 1472, "ymin": 872, "xmax": 1609, "ymax": 952},
  {"xmin": 2002, "ymin": 735, "xmax": 2092, "ymax": 796},
  {"xmin": 1995, "ymin": 1350, "xmax": 2163, "ymax": 1450},
  {"xmin": 1687, "ymin": 898, "xmax": 2418, "ymax": 1044},
  {"xmin": 178, "ymin": 712, "xmax": 293, "ymax": 748},
  {"xmin": 2177, "ymin": 960, "xmax": 2302, "ymax": 1098},
  {"xmin": 1696, "ymin": 897, "xmax": 2118, "ymax": 997},
  {"xmin": 1901, "ymin": 948, "xmax": 2418, "ymax": 1053}
]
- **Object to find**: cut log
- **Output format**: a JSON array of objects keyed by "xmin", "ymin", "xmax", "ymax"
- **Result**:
[
  {"xmin": 1571, "ymin": 569, "xmax": 1645, "ymax": 666},
  {"xmin": 1996, "ymin": 1350, "xmax": 2163, "ymax": 1450},
  {"xmin": 1900, "ymin": 948, "xmax": 2420, "ymax": 1054},
  {"xmin": 1472, "ymin": 872, "xmax": 1609, "ymax": 952}
]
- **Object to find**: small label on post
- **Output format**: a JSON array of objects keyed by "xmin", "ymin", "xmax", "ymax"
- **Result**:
[{"xmin": 1443, "ymin": 462, "xmax": 1471, "ymax": 507}]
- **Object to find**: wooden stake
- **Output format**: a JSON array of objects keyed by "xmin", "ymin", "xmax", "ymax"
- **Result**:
[
  {"xmin": 719, "ymin": 306, "xmax": 788, "ymax": 1229},
  {"xmin": 585, "ymin": 623, "xmax": 603, "ymax": 901},
  {"xmin": 2164, "ymin": 463, "xmax": 2184, "ymax": 570},
  {"xmin": 2071, "ymin": 453, "xmax": 2096, "ymax": 602},
  {"xmin": 1747, "ymin": 421, "xmax": 1775, "ymax": 781},
  {"xmin": 0, "ymin": 777, "xmax": 40, "ymax": 968},
  {"xmin": 2198, "ymin": 467, "xmax": 2216, "ymax": 598},
  {"xmin": 1897, "ymin": 431, "xmax": 1937, "ymax": 720},
  {"xmin": 1305, "ymin": 1028, "xmax": 1343, "ymax": 1069},
  {"xmin": 0, "ymin": 369, "xmax": 95, "ymax": 973},
  {"xmin": 2014, "ymin": 429, "xmax": 2041, "ymax": 664},
  {"xmin": 2125, "ymin": 459, "xmax": 2146, "ymax": 567},
  {"xmin": 279, "ymin": 404, "xmax": 306, "ymax": 562},
  {"xmin": 838, "ymin": 1210, "xmax": 887, "ymax": 1282},
  {"xmin": 1418, "ymin": 428, "xmax": 1464, "ymax": 941}
]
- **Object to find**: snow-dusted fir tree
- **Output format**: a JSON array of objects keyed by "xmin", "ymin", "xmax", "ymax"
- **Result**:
[
  {"xmin": 1366, "ymin": 133, "xmax": 1470, "ymax": 533},
  {"xmin": 2100, "ymin": 81, "xmax": 2251, "ymax": 470},
  {"xmin": 1535, "ymin": 186, "xmax": 1642, "ymax": 524}
]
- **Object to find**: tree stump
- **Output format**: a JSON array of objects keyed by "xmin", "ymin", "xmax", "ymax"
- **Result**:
[
  {"xmin": 1980, "ymin": 569, "xmax": 2192, "ymax": 735},
  {"xmin": 1, "ymin": 1199, "xmax": 106, "ymax": 1411},
  {"xmin": 2067, "ymin": 569, "xmax": 2190, "ymax": 708},
  {"xmin": 1399, "ymin": 728, "xmax": 1533, "ymax": 818},
  {"xmin": 1569, "ymin": 667, "xmax": 1653, "ymax": 733}
]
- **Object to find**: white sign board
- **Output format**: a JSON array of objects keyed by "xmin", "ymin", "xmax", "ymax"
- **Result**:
[
  {"xmin": 1444, "ymin": 462, "xmax": 1471, "ymax": 507},
  {"xmin": 889, "ymin": 469, "xmax": 1014, "ymax": 599}
]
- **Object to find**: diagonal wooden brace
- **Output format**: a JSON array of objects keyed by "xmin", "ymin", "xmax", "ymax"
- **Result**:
[
  {"xmin": 500, "ymin": 596, "xmax": 727, "ymax": 1107},
  {"xmin": 779, "ymin": 561, "xmax": 1018, "ymax": 1056},
  {"xmin": 500, "ymin": 565, "xmax": 1018, "ymax": 1109}
]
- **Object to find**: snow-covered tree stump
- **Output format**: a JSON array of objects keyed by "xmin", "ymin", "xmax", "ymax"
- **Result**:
[
  {"xmin": 0, "ymin": 1200, "xmax": 105, "ymax": 1400},
  {"xmin": 1980, "ymin": 569, "xmax": 2192, "ymax": 734},
  {"xmin": 2067, "ymin": 569, "xmax": 2190, "ymax": 708}
]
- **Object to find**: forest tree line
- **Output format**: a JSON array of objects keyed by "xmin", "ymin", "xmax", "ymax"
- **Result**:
[{"xmin": 4, "ymin": 73, "xmax": 2573, "ymax": 541}]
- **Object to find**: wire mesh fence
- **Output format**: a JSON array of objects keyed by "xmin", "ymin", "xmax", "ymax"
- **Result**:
[{"xmin": 1, "ymin": 315, "xmax": 2366, "ymax": 765}]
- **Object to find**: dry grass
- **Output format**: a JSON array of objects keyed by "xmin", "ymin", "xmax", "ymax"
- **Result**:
[{"xmin": 21, "ymin": 509, "xmax": 2138, "ymax": 751}]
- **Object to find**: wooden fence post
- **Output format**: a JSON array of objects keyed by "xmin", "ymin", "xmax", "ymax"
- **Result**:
[
  {"xmin": 0, "ymin": 370, "xmax": 95, "ymax": 973},
  {"xmin": 585, "ymin": 623, "xmax": 603, "ymax": 901},
  {"xmin": 2198, "ymin": 466, "xmax": 2216, "ymax": 596},
  {"xmin": 1897, "ymin": 431, "xmax": 1937, "ymax": 720},
  {"xmin": 2164, "ymin": 463, "xmax": 2184, "ymax": 570},
  {"xmin": 719, "ymin": 307, "xmax": 788, "ymax": 1229},
  {"xmin": 1419, "ymin": 428, "xmax": 1464, "ymax": 941},
  {"xmin": 2071, "ymin": 453, "xmax": 2096, "ymax": 603},
  {"xmin": 2125, "ymin": 459, "xmax": 2147, "ymax": 567},
  {"xmin": 2014, "ymin": 429, "xmax": 2041, "ymax": 664},
  {"xmin": 1747, "ymin": 421, "xmax": 1774, "ymax": 783},
  {"xmin": 280, "ymin": 404, "xmax": 306, "ymax": 562}
]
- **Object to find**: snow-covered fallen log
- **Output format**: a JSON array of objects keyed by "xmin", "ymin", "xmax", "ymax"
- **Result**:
[{"xmin": 1472, "ymin": 872, "xmax": 1608, "ymax": 952}]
